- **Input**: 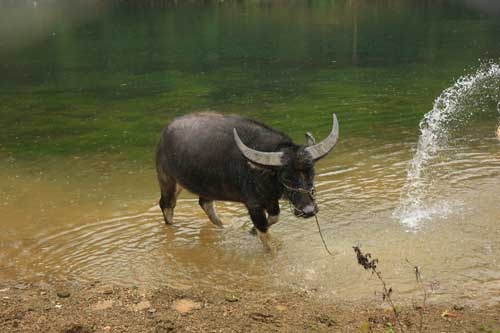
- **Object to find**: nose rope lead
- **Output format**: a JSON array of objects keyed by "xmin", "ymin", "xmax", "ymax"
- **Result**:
[
  {"xmin": 314, "ymin": 214, "xmax": 334, "ymax": 256},
  {"xmin": 280, "ymin": 181, "xmax": 316, "ymax": 196},
  {"xmin": 280, "ymin": 181, "xmax": 334, "ymax": 256}
]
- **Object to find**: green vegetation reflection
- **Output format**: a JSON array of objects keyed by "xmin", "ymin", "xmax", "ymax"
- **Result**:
[{"xmin": 0, "ymin": 0, "xmax": 499, "ymax": 162}]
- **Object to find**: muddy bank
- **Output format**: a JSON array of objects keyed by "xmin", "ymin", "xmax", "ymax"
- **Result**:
[{"xmin": 0, "ymin": 279, "xmax": 499, "ymax": 333}]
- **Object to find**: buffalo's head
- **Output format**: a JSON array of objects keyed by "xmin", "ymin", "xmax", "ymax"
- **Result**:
[{"xmin": 234, "ymin": 114, "xmax": 339, "ymax": 218}]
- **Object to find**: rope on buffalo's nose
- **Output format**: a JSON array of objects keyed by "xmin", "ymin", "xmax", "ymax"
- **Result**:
[
  {"xmin": 281, "ymin": 181, "xmax": 335, "ymax": 256},
  {"xmin": 314, "ymin": 214, "xmax": 334, "ymax": 256}
]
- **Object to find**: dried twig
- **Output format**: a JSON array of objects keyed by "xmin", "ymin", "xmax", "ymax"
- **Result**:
[
  {"xmin": 353, "ymin": 246, "xmax": 404, "ymax": 332},
  {"xmin": 406, "ymin": 259, "xmax": 427, "ymax": 333}
]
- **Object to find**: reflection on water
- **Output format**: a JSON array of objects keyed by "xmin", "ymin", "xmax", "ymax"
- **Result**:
[
  {"xmin": 0, "ymin": 0, "xmax": 500, "ymax": 306},
  {"xmin": 1, "ymin": 0, "xmax": 500, "ymax": 159}
]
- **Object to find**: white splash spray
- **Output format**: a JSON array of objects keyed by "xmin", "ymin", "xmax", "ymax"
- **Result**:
[{"xmin": 397, "ymin": 63, "xmax": 500, "ymax": 229}]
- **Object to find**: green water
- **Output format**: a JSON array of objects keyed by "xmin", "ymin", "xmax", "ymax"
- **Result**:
[{"xmin": 1, "ymin": 0, "xmax": 499, "ymax": 161}]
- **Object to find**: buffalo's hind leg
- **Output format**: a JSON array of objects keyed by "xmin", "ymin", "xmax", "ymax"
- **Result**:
[
  {"xmin": 199, "ymin": 198, "xmax": 224, "ymax": 227},
  {"xmin": 157, "ymin": 171, "xmax": 182, "ymax": 225}
]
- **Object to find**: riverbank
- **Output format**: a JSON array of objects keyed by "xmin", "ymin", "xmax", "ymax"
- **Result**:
[{"xmin": 1, "ymin": 279, "xmax": 499, "ymax": 332}]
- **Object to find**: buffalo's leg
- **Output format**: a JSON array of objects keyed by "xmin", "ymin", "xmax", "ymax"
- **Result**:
[
  {"xmin": 157, "ymin": 171, "xmax": 182, "ymax": 225},
  {"xmin": 250, "ymin": 201, "xmax": 280, "ymax": 234},
  {"xmin": 266, "ymin": 201, "xmax": 280, "ymax": 226},
  {"xmin": 247, "ymin": 206, "xmax": 273, "ymax": 252},
  {"xmin": 199, "ymin": 198, "xmax": 224, "ymax": 227}
]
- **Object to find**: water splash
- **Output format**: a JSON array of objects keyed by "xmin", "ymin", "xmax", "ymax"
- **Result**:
[
  {"xmin": 397, "ymin": 63, "xmax": 500, "ymax": 229},
  {"xmin": 497, "ymin": 101, "xmax": 500, "ymax": 140}
]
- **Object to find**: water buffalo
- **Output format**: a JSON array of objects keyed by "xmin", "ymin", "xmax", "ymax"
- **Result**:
[{"xmin": 155, "ymin": 112, "xmax": 339, "ymax": 251}]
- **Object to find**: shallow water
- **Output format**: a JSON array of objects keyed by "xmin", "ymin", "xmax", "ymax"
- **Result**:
[{"xmin": 1, "ymin": 0, "xmax": 500, "ymax": 306}]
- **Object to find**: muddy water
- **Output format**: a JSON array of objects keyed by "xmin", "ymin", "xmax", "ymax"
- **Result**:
[
  {"xmin": 1, "ymin": 130, "xmax": 500, "ymax": 305},
  {"xmin": 1, "ymin": 0, "xmax": 500, "ymax": 306}
]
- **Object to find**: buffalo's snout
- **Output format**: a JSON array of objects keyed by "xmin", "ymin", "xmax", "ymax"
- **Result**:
[{"xmin": 294, "ymin": 205, "xmax": 318, "ymax": 218}]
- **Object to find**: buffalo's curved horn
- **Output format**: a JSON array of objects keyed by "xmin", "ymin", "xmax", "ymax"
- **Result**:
[
  {"xmin": 233, "ymin": 129, "xmax": 284, "ymax": 167},
  {"xmin": 305, "ymin": 114, "xmax": 339, "ymax": 161}
]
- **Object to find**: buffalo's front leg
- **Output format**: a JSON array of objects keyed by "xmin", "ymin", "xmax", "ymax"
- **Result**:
[
  {"xmin": 247, "ymin": 205, "xmax": 273, "ymax": 252},
  {"xmin": 266, "ymin": 201, "xmax": 280, "ymax": 227},
  {"xmin": 249, "ymin": 201, "xmax": 280, "ymax": 235}
]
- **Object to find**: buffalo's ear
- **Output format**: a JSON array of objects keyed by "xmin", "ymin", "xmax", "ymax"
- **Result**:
[{"xmin": 305, "ymin": 132, "xmax": 316, "ymax": 146}]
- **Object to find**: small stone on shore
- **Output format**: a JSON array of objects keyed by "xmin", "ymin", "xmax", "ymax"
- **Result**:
[
  {"xmin": 275, "ymin": 305, "xmax": 287, "ymax": 311},
  {"xmin": 172, "ymin": 299, "xmax": 201, "ymax": 314},
  {"xmin": 225, "ymin": 294, "xmax": 239, "ymax": 302},
  {"xmin": 92, "ymin": 300, "xmax": 113, "ymax": 311},
  {"xmin": 57, "ymin": 291, "xmax": 71, "ymax": 298},
  {"xmin": 15, "ymin": 283, "xmax": 29, "ymax": 290},
  {"xmin": 129, "ymin": 300, "xmax": 151, "ymax": 312}
]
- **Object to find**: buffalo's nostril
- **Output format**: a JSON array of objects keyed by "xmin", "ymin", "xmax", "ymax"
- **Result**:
[
  {"xmin": 303, "ymin": 205, "xmax": 314, "ymax": 214},
  {"xmin": 302, "ymin": 205, "xmax": 316, "ymax": 217}
]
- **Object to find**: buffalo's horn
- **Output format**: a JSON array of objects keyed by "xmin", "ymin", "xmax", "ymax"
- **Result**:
[
  {"xmin": 305, "ymin": 113, "xmax": 339, "ymax": 161},
  {"xmin": 233, "ymin": 129, "xmax": 284, "ymax": 167}
]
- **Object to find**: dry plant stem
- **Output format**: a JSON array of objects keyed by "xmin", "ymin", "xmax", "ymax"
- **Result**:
[
  {"xmin": 414, "ymin": 265, "xmax": 427, "ymax": 333},
  {"xmin": 372, "ymin": 269, "xmax": 404, "ymax": 332},
  {"xmin": 418, "ymin": 285, "xmax": 427, "ymax": 333},
  {"xmin": 405, "ymin": 259, "xmax": 427, "ymax": 333},
  {"xmin": 353, "ymin": 246, "xmax": 405, "ymax": 332}
]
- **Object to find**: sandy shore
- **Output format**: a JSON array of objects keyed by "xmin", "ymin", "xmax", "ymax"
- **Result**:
[{"xmin": 1, "ymin": 279, "xmax": 499, "ymax": 332}]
